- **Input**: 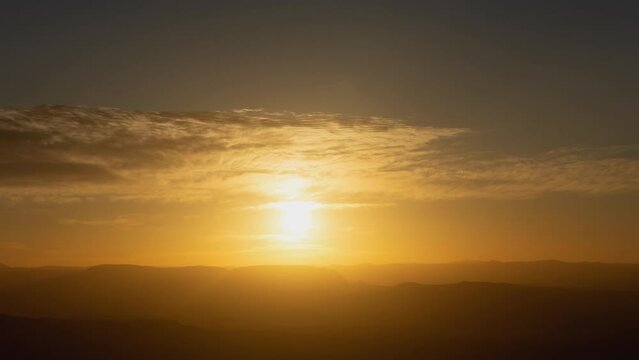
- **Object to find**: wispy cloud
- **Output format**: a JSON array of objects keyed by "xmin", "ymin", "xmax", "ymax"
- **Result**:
[
  {"xmin": 59, "ymin": 214, "xmax": 145, "ymax": 227},
  {"xmin": 0, "ymin": 105, "xmax": 637, "ymax": 203}
]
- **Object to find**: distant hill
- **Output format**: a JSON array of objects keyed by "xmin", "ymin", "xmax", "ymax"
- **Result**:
[
  {"xmin": 334, "ymin": 260, "xmax": 639, "ymax": 290},
  {"xmin": 0, "ymin": 265, "xmax": 80, "ymax": 289},
  {"xmin": 4, "ymin": 261, "xmax": 639, "ymax": 290},
  {"xmin": 0, "ymin": 315, "xmax": 216, "ymax": 360},
  {"xmin": 218, "ymin": 265, "xmax": 346, "ymax": 291},
  {"xmin": 2, "ymin": 262, "xmax": 639, "ymax": 327},
  {"xmin": 2, "ymin": 281, "xmax": 639, "ymax": 359},
  {"xmin": 0, "ymin": 264, "xmax": 638, "ymax": 327},
  {"xmin": 0, "ymin": 264, "xmax": 228, "ymax": 323},
  {"xmin": 1, "ymin": 264, "xmax": 639, "ymax": 358}
]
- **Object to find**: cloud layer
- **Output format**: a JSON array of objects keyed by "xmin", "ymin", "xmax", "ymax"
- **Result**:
[{"xmin": 1, "ymin": 106, "xmax": 637, "ymax": 204}]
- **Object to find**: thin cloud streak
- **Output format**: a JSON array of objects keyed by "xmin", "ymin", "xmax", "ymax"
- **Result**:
[{"xmin": 0, "ymin": 106, "xmax": 637, "ymax": 204}]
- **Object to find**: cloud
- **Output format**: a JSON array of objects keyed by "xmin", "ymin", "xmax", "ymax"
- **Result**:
[
  {"xmin": 414, "ymin": 146, "xmax": 639, "ymax": 198},
  {"xmin": 0, "ymin": 105, "xmax": 637, "ymax": 203},
  {"xmin": 0, "ymin": 161, "xmax": 121, "ymax": 185},
  {"xmin": 59, "ymin": 214, "xmax": 145, "ymax": 227}
]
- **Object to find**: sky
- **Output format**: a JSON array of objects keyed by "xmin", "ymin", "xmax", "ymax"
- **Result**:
[{"xmin": 1, "ymin": 1, "xmax": 638, "ymax": 266}]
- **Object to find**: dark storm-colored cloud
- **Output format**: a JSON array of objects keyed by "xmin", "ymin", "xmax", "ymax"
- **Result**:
[{"xmin": 0, "ymin": 105, "xmax": 637, "ymax": 202}]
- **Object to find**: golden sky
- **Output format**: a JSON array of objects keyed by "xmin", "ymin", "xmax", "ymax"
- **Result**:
[
  {"xmin": 1, "ymin": 106, "xmax": 638, "ymax": 266},
  {"xmin": 2, "ymin": 2, "xmax": 638, "ymax": 266}
]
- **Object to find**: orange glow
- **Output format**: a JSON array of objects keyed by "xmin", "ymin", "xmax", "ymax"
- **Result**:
[{"xmin": 271, "ymin": 201, "xmax": 320, "ymax": 242}]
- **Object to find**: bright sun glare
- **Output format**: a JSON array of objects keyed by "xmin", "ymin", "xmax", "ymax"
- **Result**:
[{"xmin": 272, "ymin": 201, "xmax": 319, "ymax": 242}]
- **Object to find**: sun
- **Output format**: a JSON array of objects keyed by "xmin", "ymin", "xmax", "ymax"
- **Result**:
[{"xmin": 272, "ymin": 201, "xmax": 319, "ymax": 241}]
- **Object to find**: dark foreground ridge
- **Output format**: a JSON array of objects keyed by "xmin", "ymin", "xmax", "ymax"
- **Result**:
[{"xmin": 1, "ymin": 263, "xmax": 639, "ymax": 359}]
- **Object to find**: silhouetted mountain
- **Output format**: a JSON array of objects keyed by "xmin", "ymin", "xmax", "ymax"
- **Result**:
[
  {"xmin": 0, "ymin": 265, "xmax": 80, "ymax": 289},
  {"xmin": 193, "ymin": 265, "xmax": 348, "ymax": 328},
  {"xmin": 4, "ymin": 261, "xmax": 639, "ymax": 291},
  {"xmin": 2, "ymin": 264, "xmax": 639, "ymax": 358},
  {"xmin": 0, "ymin": 264, "xmax": 227, "ymax": 322},
  {"xmin": 2, "ymin": 281, "xmax": 639, "ymax": 360},
  {"xmin": 219, "ymin": 265, "xmax": 346, "ymax": 290},
  {"xmin": 335, "ymin": 261, "xmax": 639, "ymax": 290},
  {"xmin": 0, "ymin": 315, "xmax": 216, "ymax": 360}
]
